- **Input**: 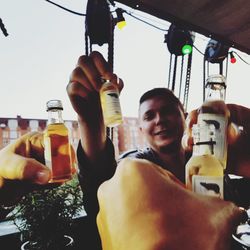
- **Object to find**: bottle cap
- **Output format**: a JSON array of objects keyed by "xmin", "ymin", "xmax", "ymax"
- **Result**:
[{"xmin": 46, "ymin": 100, "xmax": 63, "ymax": 111}]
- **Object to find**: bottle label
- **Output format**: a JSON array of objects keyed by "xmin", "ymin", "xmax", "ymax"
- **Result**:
[
  {"xmin": 197, "ymin": 113, "xmax": 227, "ymax": 166},
  {"xmin": 103, "ymin": 89, "xmax": 122, "ymax": 115},
  {"xmin": 192, "ymin": 175, "xmax": 224, "ymax": 198}
]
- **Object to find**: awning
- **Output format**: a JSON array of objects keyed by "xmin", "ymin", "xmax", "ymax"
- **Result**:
[{"xmin": 115, "ymin": 0, "xmax": 250, "ymax": 55}]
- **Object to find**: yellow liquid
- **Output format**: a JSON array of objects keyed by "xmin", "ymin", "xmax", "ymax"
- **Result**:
[
  {"xmin": 185, "ymin": 154, "xmax": 224, "ymax": 196},
  {"xmin": 100, "ymin": 82, "xmax": 123, "ymax": 127},
  {"xmin": 44, "ymin": 123, "xmax": 72, "ymax": 183}
]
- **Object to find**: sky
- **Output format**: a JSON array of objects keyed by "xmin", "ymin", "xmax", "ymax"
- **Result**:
[{"xmin": 1, "ymin": 0, "xmax": 250, "ymax": 121}]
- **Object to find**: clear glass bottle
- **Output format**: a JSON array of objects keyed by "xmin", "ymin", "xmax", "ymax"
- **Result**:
[
  {"xmin": 100, "ymin": 78, "xmax": 123, "ymax": 127},
  {"xmin": 198, "ymin": 74, "xmax": 229, "ymax": 169},
  {"xmin": 44, "ymin": 100, "xmax": 72, "ymax": 183},
  {"xmin": 185, "ymin": 123, "xmax": 224, "ymax": 198}
]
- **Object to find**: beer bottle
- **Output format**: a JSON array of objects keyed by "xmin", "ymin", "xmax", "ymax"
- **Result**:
[
  {"xmin": 185, "ymin": 123, "xmax": 224, "ymax": 198},
  {"xmin": 44, "ymin": 99, "xmax": 72, "ymax": 183},
  {"xmin": 100, "ymin": 78, "xmax": 123, "ymax": 127},
  {"xmin": 198, "ymin": 74, "xmax": 229, "ymax": 169}
]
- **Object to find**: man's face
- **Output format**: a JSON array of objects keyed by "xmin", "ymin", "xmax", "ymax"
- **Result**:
[{"xmin": 139, "ymin": 95, "xmax": 186, "ymax": 152}]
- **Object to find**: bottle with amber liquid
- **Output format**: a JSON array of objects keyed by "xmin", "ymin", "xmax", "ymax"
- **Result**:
[
  {"xmin": 185, "ymin": 123, "xmax": 224, "ymax": 198},
  {"xmin": 44, "ymin": 100, "xmax": 72, "ymax": 183},
  {"xmin": 100, "ymin": 78, "xmax": 123, "ymax": 127},
  {"xmin": 198, "ymin": 74, "xmax": 229, "ymax": 169}
]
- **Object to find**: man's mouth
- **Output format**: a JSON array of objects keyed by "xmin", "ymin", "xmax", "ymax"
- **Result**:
[{"xmin": 154, "ymin": 130, "xmax": 169, "ymax": 136}]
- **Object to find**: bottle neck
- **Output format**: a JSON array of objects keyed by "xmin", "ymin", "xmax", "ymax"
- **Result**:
[
  {"xmin": 206, "ymin": 83, "xmax": 226, "ymax": 101},
  {"xmin": 47, "ymin": 109, "xmax": 64, "ymax": 124}
]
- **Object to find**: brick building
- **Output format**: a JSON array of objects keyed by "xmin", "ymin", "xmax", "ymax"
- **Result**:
[{"xmin": 0, "ymin": 116, "xmax": 147, "ymax": 158}]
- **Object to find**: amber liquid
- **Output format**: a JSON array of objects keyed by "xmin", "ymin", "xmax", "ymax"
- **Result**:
[{"xmin": 44, "ymin": 123, "xmax": 72, "ymax": 183}]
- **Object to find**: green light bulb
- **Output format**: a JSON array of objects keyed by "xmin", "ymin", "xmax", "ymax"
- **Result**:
[{"xmin": 182, "ymin": 44, "xmax": 192, "ymax": 55}]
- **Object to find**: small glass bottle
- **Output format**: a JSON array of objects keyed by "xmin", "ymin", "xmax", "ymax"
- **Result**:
[
  {"xmin": 44, "ymin": 100, "xmax": 72, "ymax": 183},
  {"xmin": 198, "ymin": 74, "xmax": 229, "ymax": 169},
  {"xmin": 100, "ymin": 78, "xmax": 123, "ymax": 127},
  {"xmin": 185, "ymin": 123, "xmax": 224, "ymax": 198}
]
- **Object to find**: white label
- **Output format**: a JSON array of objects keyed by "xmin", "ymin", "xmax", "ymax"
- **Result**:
[
  {"xmin": 192, "ymin": 175, "xmax": 224, "ymax": 198},
  {"xmin": 198, "ymin": 113, "xmax": 227, "ymax": 163},
  {"xmin": 104, "ymin": 89, "xmax": 122, "ymax": 116},
  {"xmin": 44, "ymin": 136, "xmax": 52, "ymax": 169}
]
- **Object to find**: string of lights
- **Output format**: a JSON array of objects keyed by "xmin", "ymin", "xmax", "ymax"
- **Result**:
[{"xmin": 43, "ymin": 0, "xmax": 250, "ymax": 66}]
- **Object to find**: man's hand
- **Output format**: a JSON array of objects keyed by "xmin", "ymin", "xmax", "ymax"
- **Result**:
[
  {"xmin": 182, "ymin": 104, "xmax": 250, "ymax": 178},
  {"xmin": 97, "ymin": 158, "xmax": 246, "ymax": 250},
  {"xmin": 0, "ymin": 132, "xmax": 76, "ymax": 205},
  {"xmin": 66, "ymin": 51, "xmax": 123, "ymax": 163}
]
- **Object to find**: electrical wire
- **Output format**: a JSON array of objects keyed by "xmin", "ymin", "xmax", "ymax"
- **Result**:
[
  {"xmin": 193, "ymin": 44, "xmax": 204, "ymax": 55},
  {"xmin": 233, "ymin": 51, "xmax": 250, "ymax": 65},
  {"xmin": 124, "ymin": 11, "xmax": 168, "ymax": 31},
  {"xmin": 0, "ymin": 18, "xmax": 8, "ymax": 36},
  {"xmin": 43, "ymin": 1, "xmax": 168, "ymax": 31},
  {"xmin": 44, "ymin": 0, "xmax": 85, "ymax": 16}
]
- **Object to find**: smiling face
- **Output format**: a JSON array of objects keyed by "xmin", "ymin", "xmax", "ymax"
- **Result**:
[{"xmin": 139, "ymin": 94, "xmax": 186, "ymax": 153}]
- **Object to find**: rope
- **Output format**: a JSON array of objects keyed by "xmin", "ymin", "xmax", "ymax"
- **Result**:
[
  {"xmin": 179, "ymin": 55, "xmax": 184, "ymax": 101},
  {"xmin": 183, "ymin": 52, "xmax": 193, "ymax": 111},
  {"xmin": 167, "ymin": 54, "xmax": 173, "ymax": 89},
  {"xmin": 171, "ymin": 55, "xmax": 178, "ymax": 92}
]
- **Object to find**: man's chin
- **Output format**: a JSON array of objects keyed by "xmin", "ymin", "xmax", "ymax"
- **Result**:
[{"xmin": 157, "ymin": 139, "xmax": 180, "ymax": 152}]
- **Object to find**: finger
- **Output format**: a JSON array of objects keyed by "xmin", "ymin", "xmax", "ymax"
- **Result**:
[
  {"xmin": 117, "ymin": 77, "xmax": 124, "ymax": 93},
  {"xmin": 66, "ymin": 80, "xmax": 90, "ymax": 99},
  {"xmin": 77, "ymin": 55, "xmax": 103, "ymax": 92},
  {"xmin": 108, "ymin": 75, "xmax": 124, "ymax": 93},
  {"xmin": 70, "ymin": 146, "xmax": 77, "ymax": 174},
  {"xmin": 230, "ymin": 206, "xmax": 249, "ymax": 228},
  {"xmin": 90, "ymin": 51, "xmax": 112, "ymax": 77},
  {"xmin": 227, "ymin": 122, "xmax": 241, "ymax": 145},
  {"xmin": 0, "ymin": 153, "xmax": 51, "ymax": 184},
  {"xmin": 182, "ymin": 110, "xmax": 198, "ymax": 151},
  {"xmin": 186, "ymin": 109, "xmax": 198, "ymax": 130},
  {"xmin": 69, "ymin": 66, "xmax": 94, "ymax": 92}
]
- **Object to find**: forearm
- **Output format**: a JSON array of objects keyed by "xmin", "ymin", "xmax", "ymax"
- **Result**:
[
  {"xmin": 77, "ymin": 138, "xmax": 117, "ymax": 216},
  {"xmin": 77, "ymin": 115, "xmax": 107, "ymax": 165}
]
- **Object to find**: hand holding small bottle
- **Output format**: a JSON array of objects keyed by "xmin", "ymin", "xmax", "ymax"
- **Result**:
[
  {"xmin": 0, "ymin": 131, "xmax": 77, "ymax": 206},
  {"xmin": 66, "ymin": 51, "xmax": 123, "ymax": 163},
  {"xmin": 183, "ymin": 104, "xmax": 250, "ymax": 178}
]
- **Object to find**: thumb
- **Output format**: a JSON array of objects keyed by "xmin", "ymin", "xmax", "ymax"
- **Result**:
[
  {"xmin": 0, "ymin": 152, "xmax": 51, "ymax": 186},
  {"xmin": 231, "ymin": 206, "xmax": 249, "ymax": 228}
]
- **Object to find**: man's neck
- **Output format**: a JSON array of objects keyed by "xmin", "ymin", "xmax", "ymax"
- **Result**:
[{"xmin": 152, "ymin": 144, "xmax": 186, "ymax": 182}]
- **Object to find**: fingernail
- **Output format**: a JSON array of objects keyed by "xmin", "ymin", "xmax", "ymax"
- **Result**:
[{"xmin": 36, "ymin": 170, "xmax": 50, "ymax": 184}]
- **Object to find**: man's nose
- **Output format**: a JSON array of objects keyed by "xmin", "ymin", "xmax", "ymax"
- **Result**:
[{"xmin": 155, "ymin": 113, "xmax": 164, "ymax": 125}]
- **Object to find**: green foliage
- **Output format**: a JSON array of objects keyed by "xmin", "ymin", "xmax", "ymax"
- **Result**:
[{"xmin": 13, "ymin": 176, "xmax": 83, "ymax": 250}]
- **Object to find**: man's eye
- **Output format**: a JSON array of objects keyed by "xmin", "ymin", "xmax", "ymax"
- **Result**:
[{"xmin": 143, "ymin": 113, "xmax": 154, "ymax": 121}]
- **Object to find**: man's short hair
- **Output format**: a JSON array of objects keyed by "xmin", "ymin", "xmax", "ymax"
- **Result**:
[{"xmin": 139, "ymin": 88, "xmax": 184, "ymax": 113}]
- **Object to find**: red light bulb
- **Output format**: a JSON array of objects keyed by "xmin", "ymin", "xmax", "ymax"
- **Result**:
[
  {"xmin": 230, "ymin": 52, "xmax": 236, "ymax": 64},
  {"xmin": 230, "ymin": 57, "xmax": 236, "ymax": 63}
]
